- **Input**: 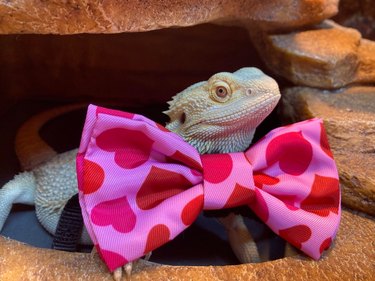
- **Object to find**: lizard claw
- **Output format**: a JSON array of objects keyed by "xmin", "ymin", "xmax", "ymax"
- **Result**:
[
  {"xmin": 112, "ymin": 262, "xmax": 133, "ymax": 281},
  {"xmin": 144, "ymin": 252, "xmax": 152, "ymax": 261},
  {"xmin": 113, "ymin": 266, "xmax": 125, "ymax": 281},
  {"xmin": 112, "ymin": 253, "xmax": 152, "ymax": 281},
  {"xmin": 124, "ymin": 262, "xmax": 133, "ymax": 280}
]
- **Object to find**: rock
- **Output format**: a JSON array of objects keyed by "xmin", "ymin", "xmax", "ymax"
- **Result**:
[
  {"xmin": 0, "ymin": 209, "xmax": 374, "ymax": 280},
  {"xmin": 250, "ymin": 20, "xmax": 375, "ymax": 89},
  {"xmin": 0, "ymin": 0, "xmax": 338, "ymax": 34},
  {"xmin": 281, "ymin": 86, "xmax": 375, "ymax": 215},
  {"xmin": 333, "ymin": 0, "xmax": 375, "ymax": 40}
]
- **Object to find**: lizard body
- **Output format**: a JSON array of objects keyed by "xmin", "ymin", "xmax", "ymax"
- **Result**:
[{"xmin": 0, "ymin": 67, "xmax": 280, "ymax": 266}]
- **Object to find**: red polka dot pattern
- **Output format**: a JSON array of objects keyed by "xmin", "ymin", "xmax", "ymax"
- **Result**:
[
  {"xmin": 181, "ymin": 195, "xmax": 204, "ymax": 226},
  {"xmin": 136, "ymin": 166, "xmax": 193, "ymax": 210},
  {"xmin": 83, "ymin": 159, "xmax": 105, "ymax": 194},
  {"xmin": 266, "ymin": 132, "xmax": 313, "ymax": 176},
  {"xmin": 96, "ymin": 128, "xmax": 154, "ymax": 169},
  {"xmin": 279, "ymin": 225, "xmax": 312, "ymax": 249},
  {"xmin": 201, "ymin": 154, "xmax": 233, "ymax": 183},
  {"xmin": 144, "ymin": 224, "xmax": 171, "ymax": 254},
  {"xmin": 301, "ymin": 175, "xmax": 340, "ymax": 217},
  {"xmin": 91, "ymin": 196, "xmax": 136, "ymax": 233}
]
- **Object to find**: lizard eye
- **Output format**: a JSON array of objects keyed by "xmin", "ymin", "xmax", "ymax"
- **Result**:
[
  {"xmin": 216, "ymin": 86, "xmax": 228, "ymax": 98},
  {"xmin": 211, "ymin": 81, "xmax": 231, "ymax": 102}
]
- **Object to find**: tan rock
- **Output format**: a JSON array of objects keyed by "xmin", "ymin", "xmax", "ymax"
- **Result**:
[
  {"xmin": 357, "ymin": 39, "xmax": 375, "ymax": 84},
  {"xmin": 0, "ymin": 0, "xmax": 338, "ymax": 34},
  {"xmin": 0, "ymin": 210, "xmax": 373, "ymax": 280},
  {"xmin": 250, "ymin": 20, "xmax": 375, "ymax": 89},
  {"xmin": 281, "ymin": 86, "xmax": 375, "ymax": 215},
  {"xmin": 333, "ymin": 0, "xmax": 375, "ymax": 40}
]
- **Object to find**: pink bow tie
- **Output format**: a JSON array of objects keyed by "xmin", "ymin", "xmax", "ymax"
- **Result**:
[{"xmin": 77, "ymin": 105, "xmax": 341, "ymax": 271}]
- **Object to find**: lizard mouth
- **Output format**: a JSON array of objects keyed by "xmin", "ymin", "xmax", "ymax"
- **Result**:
[{"xmin": 187, "ymin": 94, "xmax": 280, "ymax": 129}]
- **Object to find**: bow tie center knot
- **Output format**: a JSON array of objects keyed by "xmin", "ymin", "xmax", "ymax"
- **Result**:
[{"xmin": 200, "ymin": 153, "xmax": 255, "ymax": 210}]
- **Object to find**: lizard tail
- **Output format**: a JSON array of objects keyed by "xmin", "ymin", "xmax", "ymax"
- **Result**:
[
  {"xmin": 15, "ymin": 103, "xmax": 86, "ymax": 170},
  {"xmin": 0, "ymin": 172, "xmax": 36, "ymax": 231}
]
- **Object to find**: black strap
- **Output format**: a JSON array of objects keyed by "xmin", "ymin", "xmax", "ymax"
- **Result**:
[{"xmin": 52, "ymin": 194, "xmax": 83, "ymax": 252}]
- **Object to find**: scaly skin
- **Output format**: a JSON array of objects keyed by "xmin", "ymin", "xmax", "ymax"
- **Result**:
[
  {"xmin": 165, "ymin": 68, "xmax": 280, "ymax": 153},
  {"xmin": 0, "ymin": 67, "xmax": 281, "ymax": 278}
]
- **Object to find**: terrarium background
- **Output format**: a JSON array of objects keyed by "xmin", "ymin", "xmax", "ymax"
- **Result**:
[
  {"xmin": 0, "ymin": 23, "xmax": 286, "ymax": 265},
  {"xmin": 0, "ymin": 0, "xmax": 374, "ymax": 274}
]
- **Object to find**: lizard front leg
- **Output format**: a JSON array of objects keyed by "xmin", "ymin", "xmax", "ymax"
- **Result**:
[
  {"xmin": 220, "ymin": 213, "xmax": 299, "ymax": 262},
  {"xmin": 0, "ymin": 172, "xmax": 36, "ymax": 232},
  {"xmin": 284, "ymin": 242, "xmax": 299, "ymax": 257},
  {"xmin": 218, "ymin": 213, "xmax": 261, "ymax": 263}
]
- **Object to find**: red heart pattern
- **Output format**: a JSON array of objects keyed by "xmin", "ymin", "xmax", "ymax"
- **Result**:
[
  {"xmin": 276, "ymin": 194, "xmax": 299, "ymax": 211},
  {"xmin": 96, "ymin": 107, "xmax": 135, "ymax": 119},
  {"xmin": 96, "ymin": 128, "xmax": 154, "ymax": 169},
  {"xmin": 83, "ymin": 159, "xmax": 105, "ymax": 194},
  {"xmin": 266, "ymin": 132, "xmax": 313, "ymax": 176},
  {"xmin": 96, "ymin": 245, "xmax": 129, "ymax": 272},
  {"xmin": 319, "ymin": 237, "xmax": 332, "ymax": 254},
  {"xmin": 166, "ymin": 150, "xmax": 202, "ymax": 171},
  {"xmin": 91, "ymin": 196, "xmax": 137, "ymax": 233},
  {"xmin": 253, "ymin": 172, "xmax": 280, "ymax": 189},
  {"xmin": 224, "ymin": 184, "xmax": 255, "ymax": 208},
  {"xmin": 136, "ymin": 166, "xmax": 193, "ymax": 210},
  {"xmin": 320, "ymin": 123, "xmax": 334, "ymax": 158},
  {"xmin": 181, "ymin": 195, "xmax": 204, "ymax": 226},
  {"xmin": 78, "ymin": 106, "xmax": 341, "ymax": 271},
  {"xmin": 200, "ymin": 154, "xmax": 233, "ymax": 183},
  {"xmin": 144, "ymin": 224, "xmax": 171, "ymax": 254},
  {"xmin": 279, "ymin": 225, "xmax": 312, "ymax": 249},
  {"xmin": 301, "ymin": 174, "xmax": 339, "ymax": 217}
]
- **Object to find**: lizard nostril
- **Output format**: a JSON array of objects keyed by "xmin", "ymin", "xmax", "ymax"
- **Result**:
[{"xmin": 180, "ymin": 112, "xmax": 186, "ymax": 124}]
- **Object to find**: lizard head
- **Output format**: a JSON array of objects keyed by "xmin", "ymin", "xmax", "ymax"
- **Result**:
[{"xmin": 164, "ymin": 67, "xmax": 281, "ymax": 154}]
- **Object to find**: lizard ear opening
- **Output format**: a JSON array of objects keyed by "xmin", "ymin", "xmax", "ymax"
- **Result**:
[{"xmin": 180, "ymin": 112, "xmax": 186, "ymax": 124}]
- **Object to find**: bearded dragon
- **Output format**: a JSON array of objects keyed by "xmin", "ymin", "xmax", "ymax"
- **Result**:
[{"xmin": 0, "ymin": 67, "xmax": 281, "ymax": 278}]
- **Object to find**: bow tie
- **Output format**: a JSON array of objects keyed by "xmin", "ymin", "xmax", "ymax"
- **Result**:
[{"xmin": 77, "ymin": 105, "xmax": 341, "ymax": 271}]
